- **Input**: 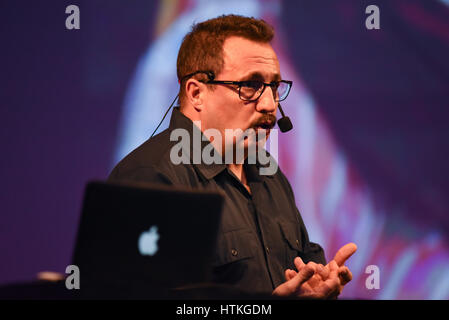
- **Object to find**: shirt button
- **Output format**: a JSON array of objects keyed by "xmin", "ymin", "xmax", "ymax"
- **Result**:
[
  {"xmin": 296, "ymin": 240, "xmax": 300, "ymax": 247},
  {"xmin": 231, "ymin": 249, "xmax": 238, "ymax": 256},
  {"xmin": 266, "ymin": 247, "xmax": 270, "ymax": 254}
]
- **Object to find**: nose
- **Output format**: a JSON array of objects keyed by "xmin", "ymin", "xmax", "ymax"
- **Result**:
[{"xmin": 255, "ymin": 85, "xmax": 276, "ymax": 114}]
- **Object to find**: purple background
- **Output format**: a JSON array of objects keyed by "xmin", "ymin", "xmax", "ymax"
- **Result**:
[
  {"xmin": 1, "ymin": 0, "xmax": 448, "ymax": 297},
  {"xmin": 0, "ymin": 0, "xmax": 157, "ymax": 285},
  {"xmin": 283, "ymin": 0, "xmax": 449, "ymax": 234}
]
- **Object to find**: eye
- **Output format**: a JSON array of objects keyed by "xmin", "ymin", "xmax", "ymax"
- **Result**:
[{"xmin": 241, "ymin": 81, "xmax": 263, "ymax": 90}]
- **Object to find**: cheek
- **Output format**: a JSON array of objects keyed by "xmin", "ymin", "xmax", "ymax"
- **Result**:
[
  {"xmin": 223, "ymin": 109, "xmax": 250, "ymax": 131},
  {"xmin": 213, "ymin": 102, "xmax": 243, "ymax": 127},
  {"xmin": 206, "ymin": 88, "xmax": 253, "ymax": 130}
]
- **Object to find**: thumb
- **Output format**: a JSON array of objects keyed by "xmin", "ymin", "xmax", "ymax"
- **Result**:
[{"xmin": 333, "ymin": 243, "xmax": 357, "ymax": 266}]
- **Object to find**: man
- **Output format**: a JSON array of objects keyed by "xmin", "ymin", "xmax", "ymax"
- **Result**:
[{"xmin": 109, "ymin": 14, "xmax": 356, "ymax": 298}]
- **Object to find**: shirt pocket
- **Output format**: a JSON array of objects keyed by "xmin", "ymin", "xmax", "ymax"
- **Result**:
[
  {"xmin": 278, "ymin": 220, "xmax": 303, "ymax": 269},
  {"xmin": 212, "ymin": 228, "xmax": 256, "ymax": 266}
]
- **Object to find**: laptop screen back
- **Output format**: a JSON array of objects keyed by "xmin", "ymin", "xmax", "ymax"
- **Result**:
[{"xmin": 72, "ymin": 181, "xmax": 224, "ymax": 293}]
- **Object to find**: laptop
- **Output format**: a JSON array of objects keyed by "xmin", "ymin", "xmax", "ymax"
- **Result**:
[{"xmin": 72, "ymin": 181, "xmax": 224, "ymax": 298}]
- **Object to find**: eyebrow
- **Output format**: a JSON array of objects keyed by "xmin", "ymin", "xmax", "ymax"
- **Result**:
[{"xmin": 239, "ymin": 71, "xmax": 281, "ymax": 82}]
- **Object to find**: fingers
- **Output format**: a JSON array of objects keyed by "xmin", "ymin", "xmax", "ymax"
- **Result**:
[
  {"xmin": 274, "ymin": 264, "xmax": 316, "ymax": 297},
  {"xmin": 338, "ymin": 266, "xmax": 353, "ymax": 286},
  {"xmin": 333, "ymin": 242, "xmax": 357, "ymax": 266},
  {"xmin": 281, "ymin": 258, "xmax": 353, "ymax": 299},
  {"xmin": 285, "ymin": 269, "xmax": 297, "ymax": 281},
  {"xmin": 289, "ymin": 257, "xmax": 319, "ymax": 282},
  {"xmin": 328, "ymin": 260, "xmax": 338, "ymax": 275},
  {"xmin": 298, "ymin": 262, "xmax": 329, "ymax": 281},
  {"xmin": 300, "ymin": 262, "xmax": 321, "ymax": 287},
  {"xmin": 287, "ymin": 256, "xmax": 307, "ymax": 281},
  {"xmin": 292, "ymin": 264, "xmax": 316, "ymax": 287},
  {"xmin": 294, "ymin": 256, "xmax": 305, "ymax": 271},
  {"xmin": 316, "ymin": 264, "xmax": 329, "ymax": 280},
  {"xmin": 319, "ymin": 261, "xmax": 340, "ymax": 299}
]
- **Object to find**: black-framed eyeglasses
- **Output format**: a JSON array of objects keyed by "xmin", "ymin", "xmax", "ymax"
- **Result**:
[{"xmin": 180, "ymin": 70, "xmax": 292, "ymax": 102}]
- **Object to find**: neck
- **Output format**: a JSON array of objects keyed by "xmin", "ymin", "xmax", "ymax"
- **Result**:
[
  {"xmin": 228, "ymin": 163, "xmax": 251, "ymax": 194},
  {"xmin": 227, "ymin": 163, "xmax": 243, "ymax": 180}
]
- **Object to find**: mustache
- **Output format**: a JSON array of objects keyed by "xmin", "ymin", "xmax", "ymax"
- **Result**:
[{"xmin": 251, "ymin": 114, "xmax": 277, "ymax": 130}]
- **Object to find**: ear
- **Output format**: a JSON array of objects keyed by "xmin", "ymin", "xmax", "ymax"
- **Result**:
[{"xmin": 185, "ymin": 78, "xmax": 205, "ymax": 112}]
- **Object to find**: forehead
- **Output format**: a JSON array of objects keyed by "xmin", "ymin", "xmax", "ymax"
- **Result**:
[{"xmin": 221, "ymin": 36, "xmax": 280, "ymax": 80}]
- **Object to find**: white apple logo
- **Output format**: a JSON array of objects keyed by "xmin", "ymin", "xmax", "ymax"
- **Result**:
[{"xmin": 138, "ymin": 226, "xmax": 159, "ymax": 256}]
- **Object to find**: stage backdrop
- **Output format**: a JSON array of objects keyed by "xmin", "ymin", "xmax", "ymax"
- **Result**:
[{"xmin": 1, "ymin": 0, "xmax": 448, "ymax": 299}]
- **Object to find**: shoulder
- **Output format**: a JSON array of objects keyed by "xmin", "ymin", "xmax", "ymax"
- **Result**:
[
  {"xmin": 108, "ymin": 129, "xmax": 199, "ymax": 187},
  {"xmin": 109, "ymin": 129, "xmax": 174, "ymax": 182}
]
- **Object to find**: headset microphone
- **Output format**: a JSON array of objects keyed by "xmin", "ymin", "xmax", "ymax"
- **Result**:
[
  {"xmin": 150, "ymin": 93, "xmax": 179, "ymax": 139},
  {"xmin": 277, "ymin": 103, "xmax": 293, "ymax": 133}
]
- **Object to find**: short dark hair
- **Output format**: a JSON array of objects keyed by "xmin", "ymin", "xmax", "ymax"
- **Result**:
[{"xmin": 176, "ymin": 14, "xmax": 275, "ymax": 104}]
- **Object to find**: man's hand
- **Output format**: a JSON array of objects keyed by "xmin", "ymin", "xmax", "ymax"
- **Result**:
[
  {"xmin": 272, "ymin": 262, "xmax": 318, "ymax": 297},
  {"xmin": 273, "ymin": 242, "xmax": 357, "ymax": 299},
  {"xmin": 273, "ymin": 260, "xmax": 341, "ymax": 299}
]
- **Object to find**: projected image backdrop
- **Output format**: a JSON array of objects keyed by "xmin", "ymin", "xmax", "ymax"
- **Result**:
[
  {"xmin": 2, "ymin": 0, "xmax": 447, "ymax": 300},
  {"xmin": 113, "ymin": 0, "xmax": 449, "ymax": 299}
]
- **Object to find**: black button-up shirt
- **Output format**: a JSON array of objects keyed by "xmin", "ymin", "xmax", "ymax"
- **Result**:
[{"xmin": 108, "ymin": 107, "xmax": 325, "ymax": 293}]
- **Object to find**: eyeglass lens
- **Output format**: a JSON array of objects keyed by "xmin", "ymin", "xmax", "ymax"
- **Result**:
[{"xmin": 239, "ymin": 81, "xmax": 290, "ymax": 102}]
